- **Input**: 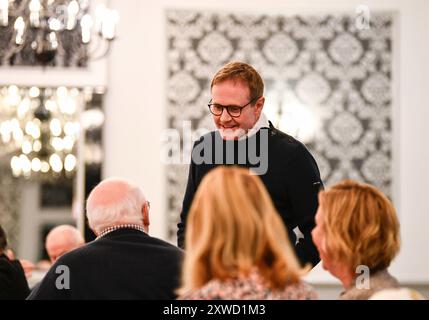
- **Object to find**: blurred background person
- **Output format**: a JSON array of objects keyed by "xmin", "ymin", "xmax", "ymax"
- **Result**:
[
  {"xmin": 45, "ymin": 225, "xmax": 85, "ymax": 264},
  {"xmin": 28, "ymin": 178, "xmax": 183, "ymax": 299},
  {"xmin": 178, "ymin": 166, "xmax": 317, "ymax": 300},
  {"xmin": 27, "ymin": 224, "xmax": 85, "ymax": 290},
  {"xmin": 0, "ymin": 225, "xmax": 30, "ymax": 300},
  {"xmin": 311, "ymin": 180, "xmax": 401, "ymax": 300}
]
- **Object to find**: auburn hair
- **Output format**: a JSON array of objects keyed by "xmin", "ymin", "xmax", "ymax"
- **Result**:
[{"xmin": 211, "ymin": 61, "xmax": 264, "ymax": 101}]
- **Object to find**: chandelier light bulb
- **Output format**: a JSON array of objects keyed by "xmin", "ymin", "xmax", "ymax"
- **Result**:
[
  {"xmin": 31, "ymin": 158, "xmax": 42, "ymax": 172},
  {"xmin": 22, "ymin": 140, "xmax": 33, "ymax": 154},
  {"xmin": 0, "ymin": 0, "xmax": 8, "ymax": 26},
  {"xmin": 63, "ymin": 135, "xmax": 75, "ymax": 150},
  {"xmin": 64, "ymin": 154, "xmax": 77, "ymax": 172},
  {"xmin": 20, "ymin": 154, "xmax": 32, "ymax": 175},
  {"xmin": 17, "ymin": 98, "xmax": 31, "ymax": 119},
  {"xmin": 29, "ymin": 86, "xmax": 40, "ymax": 98},
  {"xmin": 11, "ymin": 156, "xmax": 21, "ymax": 177},
  {"xmin": 56, "ymin": 86, "xmax": 68, "ymax": 99},
  {"xmin": 51, "ymin": 137, "xmax": 64, "ymax": 151},
  {"xmin": 49, "ymin": 154, "xmax": 63, "ymax": 173},
  {"xmin": 80, "ymin": 14, "xmax": 93, "ymax": 44},
  {"xmin": 14, "ymin": 16, "xmax": 25, "ymax": 45},
  {"xmin": 8, "ymin": 85, "xmax": 19, "ymax": 96},
  {"xmin": 33, "ymin": 140, "xmax": 42, "ymax": 152},
  {"xmin": 12, "ymin": 127, "xmax": 24, "ymax": 143},
  {"xmin": 45, "ymin": 99, "xmax": 57, "ymax": 111},
  {"xmin": 41, "ymin": 161, "xmax": 50, "ymax": 173},
  {"xmin": 48, "ymin": 17, "xmax": 61, "ymax": 31},
  {"xmin": 67, "ymin": 0, "xmax": 79, "ymax": 30},
  {"xmin": 101, "ymin": 9, "xmax": 119, "ymax": 40},
  {"xmin": 50, "ymin": 118, "xmax": 62, "ymax": 136},
  {"xmin": 95, "ymin": 4, "xmax": 107, "ymax": 33},
  {"xmin": 29, "ymin": 0, "xmax": 41, "ymax": 27}
]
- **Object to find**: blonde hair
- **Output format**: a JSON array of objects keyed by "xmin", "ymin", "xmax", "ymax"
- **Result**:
[
  {"xmin": 178, "ymin": 166, "xmax": 308, "ymax": 295},
  {"xmin": 319, "ymin": 180, "xmax": 400, "ymax": 273},
  {"xmin": 211, "ymin": 61, "xmax": 264, "ymax": 101}
]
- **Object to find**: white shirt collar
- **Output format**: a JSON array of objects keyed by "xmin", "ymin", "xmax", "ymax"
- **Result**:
[{"xmin": 239, "ymin": 112, "xmax": 270, "ymax": 140}]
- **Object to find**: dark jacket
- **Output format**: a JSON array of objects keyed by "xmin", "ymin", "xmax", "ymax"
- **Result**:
[
  {"xmin": 0, "ymin": 253, "xmax": 30, "ymax": 300},
  {"xmin": 177, "ymin": 122, "xmax": 323, "ymax": 267},
  {"xmin": 27, "ymin": 228, "xmax": 183, "ymax": 300}
]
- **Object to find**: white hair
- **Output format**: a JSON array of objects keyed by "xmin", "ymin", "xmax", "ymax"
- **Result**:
[{"xmin": 86, "ymin": 178, "xmax": 147, "ymax": 234}]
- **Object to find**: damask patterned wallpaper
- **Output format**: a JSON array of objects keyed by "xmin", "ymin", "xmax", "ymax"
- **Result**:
[{"xmin": 166, "ymin": 10, "xmax": 393, "ymax": 240}]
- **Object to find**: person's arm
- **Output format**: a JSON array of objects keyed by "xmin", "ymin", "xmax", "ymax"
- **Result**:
[
  {"xmin": 177, "ymin": 159, "xmax": 197, "ymax": 249},
  {"xmin": 284, "ymin": 145, "xmax": 323, "ymax": 268}
]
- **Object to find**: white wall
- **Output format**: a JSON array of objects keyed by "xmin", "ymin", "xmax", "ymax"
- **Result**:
[{"xmin": 103, "ymin": 0, "xmax": 429, "ymax": 286}]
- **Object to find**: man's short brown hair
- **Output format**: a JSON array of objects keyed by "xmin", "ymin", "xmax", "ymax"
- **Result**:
[{"xmin": 211, "ymin": 61, "xmax": 264, "ymax": 101}]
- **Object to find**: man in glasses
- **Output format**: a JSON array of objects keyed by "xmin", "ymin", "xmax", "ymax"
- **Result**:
[{"xmin": 177, "ymin": 61, "xmax": 323, "ymax": 268}]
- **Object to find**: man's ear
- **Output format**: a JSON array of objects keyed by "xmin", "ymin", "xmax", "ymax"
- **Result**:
[
  {"xmin": 255, "ymin": 97, "xmax": 265, "ymax": 117},
  {"xmin": 142, "ymin": 202, "xmax": 150, "ymax": 231}
]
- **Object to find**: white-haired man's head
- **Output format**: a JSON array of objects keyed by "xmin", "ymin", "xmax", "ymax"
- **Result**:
[
  {"xmin": 86, "ymin": 178, "xmax": 150, "ymax": 235},
  {"xmin": 45, "ymin": 225, "xmax": 84, "ymax": 263}
]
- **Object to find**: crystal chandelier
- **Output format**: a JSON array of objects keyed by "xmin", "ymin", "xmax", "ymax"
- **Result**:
[
  {"xmin": 0, "ymin": 0, "xmax": 119, "ymax": 66},
  {"xmin": 0, "ymin": 85, "xmax": 85, "ymax": 178}
]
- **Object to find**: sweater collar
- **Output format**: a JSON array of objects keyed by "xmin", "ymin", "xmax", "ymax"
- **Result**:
[{"xmin": 238, "ymin": 112, "xmax": 270, "ymax": 141}]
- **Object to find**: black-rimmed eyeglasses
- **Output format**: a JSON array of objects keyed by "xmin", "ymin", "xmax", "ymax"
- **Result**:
[{"xmin": 207, "ymin": 97, "xmax": 259, "ymax": 118}]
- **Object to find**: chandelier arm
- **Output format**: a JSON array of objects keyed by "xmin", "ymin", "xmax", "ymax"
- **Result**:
[
  {"xmin": 7, "ymin": 0, "xmax": 30, "ymax": 18},
  {"xmin": 53, "ymin": 30, "xmax": 67, "ymax": 66},
  {"xmin": 86, "ymin": 40, "xmax": 113, "ymax": 61},
  {"xmin": 75, "ymin": 33, "xmax": 106, "ymax": 64}
]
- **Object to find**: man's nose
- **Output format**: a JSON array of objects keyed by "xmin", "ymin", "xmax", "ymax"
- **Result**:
[{"xmin": 219, "ymin": 108, "xmax": 232, "ymax": 122}]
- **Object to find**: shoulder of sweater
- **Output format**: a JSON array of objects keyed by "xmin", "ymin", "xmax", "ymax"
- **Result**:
[
  {"xmin": 194, "ymin": 131, "xmax": 216, "ymax": 146},
  {"xmin": 268, "ymin": 127, "xmax": 316, "ymax": 165},
  {"xmin": 195, "ymin": 129, "xmax": 307, "ymax": 149},
  {"xmin": 53, "ymin": 233, "xmax": 183, "ymax": 266}
]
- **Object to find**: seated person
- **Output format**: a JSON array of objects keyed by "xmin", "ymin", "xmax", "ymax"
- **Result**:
[
  {"xmin": 46, "ymin": 225, "xmax": 85, "ymax": 263},
  {"xmin": 28, "ymin": 178, "xmax": 183, "ymax": 300},
  {"xmin": 0, "ymin": 225, "xmax": 30, "ymax": 300},
  {"xmin": 28, "ymin": 225, "xmax": 85, "ymax": 289},
  {"xmin": 178, "ymin": 166, "xmax": 317, "ymax": 300},
  {"xmin": 311, "ymin": 180, "xmax": 401, "ymax": 300}
]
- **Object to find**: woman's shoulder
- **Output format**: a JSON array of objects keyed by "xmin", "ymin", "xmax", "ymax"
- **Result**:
[{"xmin": 279, "ymin": 281, "xmax": 318, "ymax": 300}]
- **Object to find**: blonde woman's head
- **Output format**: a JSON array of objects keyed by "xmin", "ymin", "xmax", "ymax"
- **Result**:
[
  {"xmin": 178, "ymin": 166, "xmax": 307, "ymax": 294},
  {"xmin": 311, "ymin": 180, "xmax": 400, "ymax": 280}
]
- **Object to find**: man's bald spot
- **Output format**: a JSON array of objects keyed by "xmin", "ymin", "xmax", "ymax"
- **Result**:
[
  {"xmin": 88, "ymin": 179, "xmax": 134, "ymax": 207},
  {"xmin": 45, "ymin": 225, "xmax": 84, "ymax": 252}
]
